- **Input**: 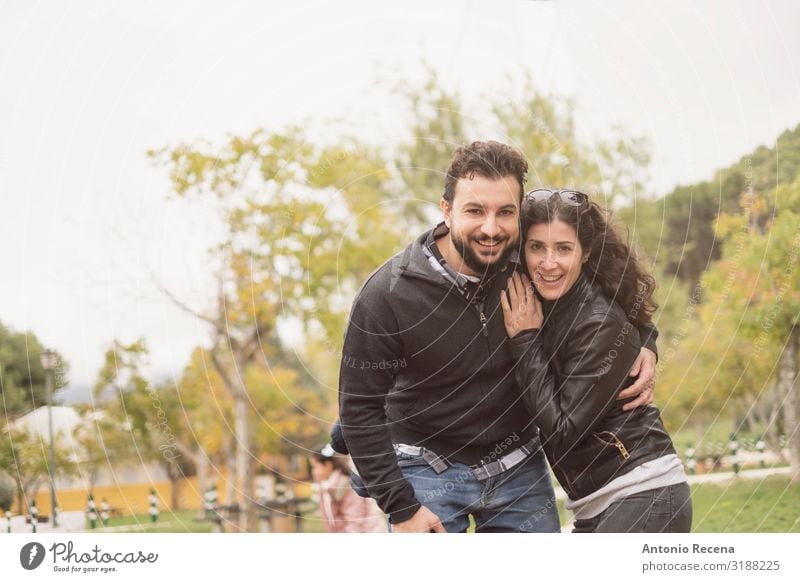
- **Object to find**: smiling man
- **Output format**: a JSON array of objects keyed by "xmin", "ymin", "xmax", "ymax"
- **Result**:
[{"xmin": 338, "ymin": 141, "xmax": 659, "ymax": 533}]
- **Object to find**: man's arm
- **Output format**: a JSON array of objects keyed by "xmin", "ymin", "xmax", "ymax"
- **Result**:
[{"xmin": 338, "ymin": 289, "xmax": 421, "ymax": 525}]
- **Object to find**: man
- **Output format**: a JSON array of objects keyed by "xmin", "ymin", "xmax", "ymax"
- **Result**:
[{"xmin": 338, "ymin": 141, "xmax": 657, "ymax": 533}]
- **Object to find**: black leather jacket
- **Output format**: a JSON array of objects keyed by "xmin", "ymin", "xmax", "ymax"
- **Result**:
[{"xmin": 509, "ymin": 274, "xmax": 676, "ymax": 500}]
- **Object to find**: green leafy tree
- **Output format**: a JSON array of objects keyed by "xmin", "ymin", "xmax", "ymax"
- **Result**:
[
  {"xmin": 394, "ymin": 70, "xmax": 652, "ymax": 214},
  {"xmin": 493, "ymin": 77, "xmax": 650, "ymax": 208},
  {"xmin": 0, "ymin": 322, "xmax": 68, "ymax": 418},
  {"xmin": 94, "ymin": 339, "xmax": 193, "ymax": 509},
  {"xmin": 392, "ymin": 64, "xmax": 469, "ymax": 223},
  {"xmin": 150, "ymin": 127, "xmax": 405, "ymax": 530},
  {"xmin": 72, "ymin": 407, "xmax": 132, "ymax": 493},
  {"xmin": 629, "ymin": 123, "xmax": 800, "ymax": 292},
  {"xmin": 0, "ymin": 424, "xmax": 76, "ymax": 514},
  {"xmin": 695, "ymin": 182, "xmax": 800, "ymax": 481}
]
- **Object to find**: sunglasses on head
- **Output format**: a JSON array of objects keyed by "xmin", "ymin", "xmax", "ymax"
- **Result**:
[{"xmin": 525, "ymin": 188, "xmax": 589, "ymax": 206}]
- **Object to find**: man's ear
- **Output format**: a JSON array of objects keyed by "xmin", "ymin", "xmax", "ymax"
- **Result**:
[{"xmin": 440, "ymin": 198, "xmax": 452, "ymax": 228}]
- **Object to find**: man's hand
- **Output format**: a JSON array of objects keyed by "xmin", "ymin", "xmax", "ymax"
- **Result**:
[
  {"xmin": 617, "ymin": 347, "xmax": 656, "ymax": 411},
  {"xmin": 391, "ymin": 505, "xmax": 446, "ymax": 533}
]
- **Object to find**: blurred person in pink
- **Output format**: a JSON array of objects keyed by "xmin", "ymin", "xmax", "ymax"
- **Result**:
[{"xmin": 310, "ymin": 444, "xmax": 386, "ymax": 533}]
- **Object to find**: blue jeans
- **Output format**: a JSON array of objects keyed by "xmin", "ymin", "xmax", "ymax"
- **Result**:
[
  {"xmin": 572, "ymin": 483, "xmax": 693, "ymax": 533},
  {"xmin": 394, "ymin": 448, "xmax": 560, "ymax": 533}
]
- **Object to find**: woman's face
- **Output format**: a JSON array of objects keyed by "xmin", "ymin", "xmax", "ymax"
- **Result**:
[{"xmin": 525, "ymin": 219, "xmax": 586, "ymax": 301}]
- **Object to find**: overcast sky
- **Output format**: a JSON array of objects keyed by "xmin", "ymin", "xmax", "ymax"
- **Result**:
[{"xmin": 1, "ymin": 0, "xmax": 798, "ymax": 400}]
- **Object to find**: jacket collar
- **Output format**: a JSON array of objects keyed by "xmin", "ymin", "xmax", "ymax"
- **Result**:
[
  {"xmin": 542, "ymin": 272, "xmax": 593, "ymax": 322},
  {"xmin": 399, "ymin": 222, "xmax": 520, "ymax": 285}
]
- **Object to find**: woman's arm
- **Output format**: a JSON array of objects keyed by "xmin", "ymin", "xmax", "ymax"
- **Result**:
[{"xmin": 501, "ymin": 274, "xmax": 641, "ymax": 455}]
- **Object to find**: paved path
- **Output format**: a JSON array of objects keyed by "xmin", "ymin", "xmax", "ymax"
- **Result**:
[{"xmin": 4, "ymin": 510, "xmax": 86, "ymax": 534}]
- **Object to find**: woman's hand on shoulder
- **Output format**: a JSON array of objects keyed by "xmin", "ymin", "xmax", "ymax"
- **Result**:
[{"xmin": 501, "ymin": 272, "xmax": 543, "ymax": 338}]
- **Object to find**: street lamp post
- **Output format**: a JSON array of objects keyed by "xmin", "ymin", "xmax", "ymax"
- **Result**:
[{"xmin": 39, "ymin": 349, "xmax": 59, "ymax": 528}]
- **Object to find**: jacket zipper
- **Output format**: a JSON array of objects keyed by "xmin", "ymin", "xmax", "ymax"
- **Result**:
[
  {"xmin": 556, "ymin": 466, "xmax": 576, "ymax": 498},
  {"xmin": 593, "ymin": 431, "xmax": 631, "ymax": 460},
  {"xmin": 400, "ymin": 269, "xmax": 497, "ymax": 437},
  {"xmin": 402, "ymin": 269, "xmax": 492, "ymax": 341}
]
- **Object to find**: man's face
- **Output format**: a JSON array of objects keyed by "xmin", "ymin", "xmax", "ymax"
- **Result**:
[{"xmin": 441, "ymin": 174, "xmax": 521, "ymax": 277}]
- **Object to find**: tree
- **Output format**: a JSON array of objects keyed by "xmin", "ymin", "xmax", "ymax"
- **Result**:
[
  {"xmin": 394, "ymin": 70, "xmax": 652, "ymax": 214},
  {"xmin": 150, "ymin": 126, "xmax": 405, "ymax": 530},
  {"xmin": 696, "ymin": 181, "xmax": 800, "ymax": 481},
  {"xmin": 94, "ymin": 339, "xmax": 194, "ymax": 510},
  {"xmin": 492, "ymin": 76, "xmax": 650, "ymax": 208},
  {"xmin": 0, "ymin": 321, "xmax": 68, "ymax": 419},
  {"xmin": 392, "ymin": 64, "xmax": 469, "ymax": 223},
  {"xmin": 72, "ymin": 407, "xmax": 132, "ymax": 493},
  {"xmin": 629, "ymin": 123, "xmax": 800, "ymax": 291},
  {"xmin": 162, "ymin": 348, "xmax": 231, "ymax": 514},
  {"xmin": 0, "ymin": 423, "xmax": 76, "ymax": 514}
]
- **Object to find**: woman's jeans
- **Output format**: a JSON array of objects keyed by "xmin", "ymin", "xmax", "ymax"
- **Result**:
[
  {"xmin": 572, "ymin": 482, "xmax": 693, "ymax": 533},
  {"xmin": 395, "ymin": 448, "xmax": 560, "ymax": 533}
]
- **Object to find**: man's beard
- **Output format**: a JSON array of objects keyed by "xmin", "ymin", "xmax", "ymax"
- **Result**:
[{"xmin": 451, "ymin": 230, "xmax": 516, "ymax": 278}]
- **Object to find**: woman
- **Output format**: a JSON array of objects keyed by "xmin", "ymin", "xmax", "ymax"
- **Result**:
[
  {"xmin": 310, "ymin": 443, "xmax": 386, "ymax": 533},
  {"xmin": 501, "ymin": 189, "xmax": 691, "ymax": 533}
]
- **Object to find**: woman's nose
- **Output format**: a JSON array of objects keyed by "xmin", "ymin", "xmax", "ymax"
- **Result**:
[{"xmin": 539, "ymin": 250, "xmax": 557, "ymax": 267}]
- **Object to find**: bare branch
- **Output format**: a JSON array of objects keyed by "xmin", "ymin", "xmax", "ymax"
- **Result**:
[
  {"xmin": 148, "ymin": 267, "xmax": 227, "ymax": 337},
  {"xmin": 209, "ymin": 346, "xmax": 244, "ymax": 399}
]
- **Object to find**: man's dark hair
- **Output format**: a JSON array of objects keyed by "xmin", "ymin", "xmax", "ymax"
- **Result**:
[{"xmin": 443, "ymin": 141, "xmax": 528, "ymax": 204}]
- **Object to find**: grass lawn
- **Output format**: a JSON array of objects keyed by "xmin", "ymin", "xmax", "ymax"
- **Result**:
[
  {"xmin": 99, "ymin": 475, "xmax": 800, "ymax": 533},
  {"xmin": 554, "ymin": 475, "xmax": 800, "ymax": 532},
  {"xmin": 95, "ymin": 510, "xmax": 213, "ymax": 533},
  {"xmin": 97, "ymin": 509, "xmax": 328, "ymax": 533},
  {"xmin": 690, "ymin": 475, "xmax": 800, "ymax": 532}
]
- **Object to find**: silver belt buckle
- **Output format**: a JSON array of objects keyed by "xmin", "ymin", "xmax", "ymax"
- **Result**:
[
  {"xmin": 394, "ymin": 443, "xmax": 450, "ymax": 474},
  {"xmin": 470, "ymin": 463, "xmax": 494, "ymax": 481},
  {"xmin": 499, "ymin": 447, "xmax": 526, "ymax": 469}
]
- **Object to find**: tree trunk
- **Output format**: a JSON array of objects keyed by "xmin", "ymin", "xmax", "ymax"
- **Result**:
[
  {"xmin": 234, "ymin": 392, "xmax": 255, "ymax": 532},
  {"xmin": 168, "ymin": 463, "xmax": 181, "ymax": 510},
  {"xmin": 779, "ymin": 325, "xmax": 800, "ymax": 483},
  {"xmin": 173, "ymin": 440, "xmax": 206, "ymax": 518},
  {"xmin": 195, "ymin": 446, "xmax": 209, "ymax": 519},
  {"xmin": 222, "ymin": 431, "xmax": 236, "ymax": 508},
  {"xmin": 764, "ymin": 386, "xmax": 788, "ymax": 463},
  {"xmin": 15, "ymin": 479, "xmax": 23, "ymax": 515}
]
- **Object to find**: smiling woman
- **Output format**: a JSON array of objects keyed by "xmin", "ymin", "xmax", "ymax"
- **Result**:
[{"xmin": 501, "ymin": 189, "xmax": 691, "ymax": 533}]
